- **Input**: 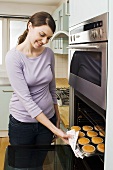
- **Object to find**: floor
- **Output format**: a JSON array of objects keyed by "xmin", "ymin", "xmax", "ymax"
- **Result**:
[{"xmin": 0, "ymin": 137, "xmax": 9, "ymax": 170}]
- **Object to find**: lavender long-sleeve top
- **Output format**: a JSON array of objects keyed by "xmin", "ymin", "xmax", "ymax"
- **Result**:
[{"xmin": 5, "ymin": 47, "xmax": 57, "ymax": 122}]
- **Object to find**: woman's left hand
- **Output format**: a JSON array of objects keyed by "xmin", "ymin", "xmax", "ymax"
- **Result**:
[{"xmin": 56, "ymin": 117, "xmax": 60, "ymax": 129}]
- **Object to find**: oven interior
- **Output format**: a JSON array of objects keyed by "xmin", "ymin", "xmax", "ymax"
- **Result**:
[{"xmin": 73, "ymin": 95, "xmax": 105, "ymax": 170}]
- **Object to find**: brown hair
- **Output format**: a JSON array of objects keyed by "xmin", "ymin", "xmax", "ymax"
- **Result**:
[{"xmin": 18, "ymin": 11, "xmax": 56, "ymax": 44}]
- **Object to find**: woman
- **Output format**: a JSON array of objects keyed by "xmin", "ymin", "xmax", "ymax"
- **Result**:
[{"xmin": 5, "ymin": 11, "xmax": 70, "ymax": 168}]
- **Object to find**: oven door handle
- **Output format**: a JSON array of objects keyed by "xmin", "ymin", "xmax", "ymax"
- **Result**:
[{"xmin": 67, "ymin": 44, "xmax": 99, "ymax": 49}]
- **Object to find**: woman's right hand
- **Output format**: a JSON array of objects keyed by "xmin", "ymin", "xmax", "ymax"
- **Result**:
[{"xmin": 56, "ymin": 128, "xmax": 72, "ymax": 144}]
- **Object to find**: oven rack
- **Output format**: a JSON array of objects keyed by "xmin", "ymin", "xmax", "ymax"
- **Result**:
[
  {"xmin": 75, "ymin": 109, "xmax": 105, "ymax": 162},
  {"xmin": 82, "ymin": 155, "xmax": 104, "ymax": 170},
  {"xmin": 78, "ymin": 107, "xmax": 105, "ymax": 128},
  {"xmin": 73, "ymin": 153, "xmax": 104, "ymax": 170},
  {"xmin": 75, "ymin": 93, "xmax": 106, "ymax": 121}
]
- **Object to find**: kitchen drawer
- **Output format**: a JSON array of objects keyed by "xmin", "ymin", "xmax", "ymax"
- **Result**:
[{"xmin": 0, "ymin": 86, "xmax": 13, "ymax": 130}]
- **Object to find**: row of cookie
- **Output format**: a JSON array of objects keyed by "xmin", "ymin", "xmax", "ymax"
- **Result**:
[
  {"xmin": 82, "ymin": 143, "xmax": 105, "ymax": 154},
  {"xmin": 71, "ymin": 125, "xmax": 105, "ymax": 137}
]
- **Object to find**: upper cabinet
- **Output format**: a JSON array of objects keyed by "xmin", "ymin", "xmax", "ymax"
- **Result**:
[
  {"xmin": 69, "ymin": 0, "xmax": 108, "ymax": 28},
  {"xmin": 51, "ymin": 2, "xmax": 69, "ymax": 54}
]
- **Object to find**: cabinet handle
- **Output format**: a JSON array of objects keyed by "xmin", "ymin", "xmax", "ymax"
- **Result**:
[
  {"xmin": 67, "ymin": 44, "xmax": 99, "ymax": 49},
  {"xmin": 65, "ymin": 0, "xmax": 70, "ymax": 16},
  {"xmin": 2, "ymin": 90, "xmax": 13, "ymax": 92}
]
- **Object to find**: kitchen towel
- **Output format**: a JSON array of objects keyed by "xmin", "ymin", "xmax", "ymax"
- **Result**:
[{"xmin": 67, "ymin": 129, "xmax": 84, "ymax": 159}]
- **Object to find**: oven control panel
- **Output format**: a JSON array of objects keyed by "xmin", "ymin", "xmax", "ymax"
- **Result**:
[
  {"xmin": 69, "ymin": 12, "xmax": 108, "ymax": 44},
  {"xmin": 90, "ymin": 28, "xmax": 103, "ymax": 39},
  {"xmin": 69, "ymin": 28, "xmax": 106, "ymax": 44}
]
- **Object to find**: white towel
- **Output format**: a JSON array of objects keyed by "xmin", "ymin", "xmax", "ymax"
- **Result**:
[{"xmin": 67, "ymin": 129, "xmax": 84, "ymax": 159}]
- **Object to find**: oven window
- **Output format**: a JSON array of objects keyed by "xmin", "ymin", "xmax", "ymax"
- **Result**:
[{"xmin": 70, "ymin": 51, "xmax": 102, "ymax": 86}]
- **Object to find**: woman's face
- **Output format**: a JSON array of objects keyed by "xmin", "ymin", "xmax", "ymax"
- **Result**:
[{"xmin": 28, "ymin": 23, "xmax": 53, "ymax": 49}]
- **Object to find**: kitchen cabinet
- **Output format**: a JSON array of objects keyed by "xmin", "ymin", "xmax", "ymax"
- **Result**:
[
  {"xmin": 69, "ymin": 0, "xmax": 108, "ymax": 27},
  {"xmin": 0, "ymin": 86, "xmax": 13, "ymax": 130},
  {"xmin": 52, "ymin": 3, "xmax": 69, "ymax": 54}
]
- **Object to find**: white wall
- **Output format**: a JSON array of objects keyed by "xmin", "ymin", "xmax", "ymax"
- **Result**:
[
  {"xmin": 0, "ymin": 2, "xmax": 57, "ymax": 16},
  {"xmin": 55, "ymin": 54, "xmax": 68, "ymax": 78}
]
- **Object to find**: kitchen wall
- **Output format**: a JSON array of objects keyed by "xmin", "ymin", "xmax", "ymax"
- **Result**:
[
  {"xmin": 0, "ymin": 1, "xmax": 60, "ymax": 78},
  {"xmin": 55, "ymin": 54, "xmax": 68, "ymax": 78}
]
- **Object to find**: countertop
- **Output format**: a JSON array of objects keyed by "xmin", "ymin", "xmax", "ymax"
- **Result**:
[
  {"xmin": 58, "ymin": 106, "xmax": 69, "ymax": 129},
  {"xmin": 56, "ymin": 78, "xmax": 69, "ymax": 129},
  {"xmin": 0, "ymin": 78, "xmax": 10, "ymax": 86},
  {"xmin": 55, "ymin": 78, "xmax": 69, "ymax": 88}
]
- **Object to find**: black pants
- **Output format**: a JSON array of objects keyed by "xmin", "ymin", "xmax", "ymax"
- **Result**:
[{"xmin": 8, "ymin": 114, "xmax": 56, "ymax": 170}]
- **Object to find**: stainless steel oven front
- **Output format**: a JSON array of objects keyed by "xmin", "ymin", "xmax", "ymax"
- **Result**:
[
  {"xmin": 68, "ymin": 13, "xmax": 108, "ymax": 126},
  {"xmin": 68, "ymin": 13, "xmax": 108, "ymax": 170}
]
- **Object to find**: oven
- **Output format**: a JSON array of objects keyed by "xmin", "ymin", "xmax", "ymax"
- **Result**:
[
  {"xmin": 68, "ymin": 12, "xmax": 108, "ymax": 170},
  {"xmin": 68, "ymin": 12, "xmax": 108, "ymax": 126}
]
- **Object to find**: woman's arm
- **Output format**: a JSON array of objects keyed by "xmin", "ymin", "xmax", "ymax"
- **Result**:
[
  {"xmin": 35, "ymin": 112, "xmax": 70, "ymax": 144},
  {"xmin": 5, "ymin": 50, "xmax": 43, "ymax": 118},
  {"xmin": 54, "ymin": 104, "xmax": 60, "ymax": 129},
  {"xmin": 49, "ymin": 50, "xmax": 61, "ymax": 128}
]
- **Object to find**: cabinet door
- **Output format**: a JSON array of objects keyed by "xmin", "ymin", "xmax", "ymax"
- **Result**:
[
  {"xmin": 58, "ymin": 7, "xmax": 63, "ymax": 52},
  {"xmin": 58, "ymin": 3, "xmax": 68, "ymax": 31},
  {"xmin": 52, "ymin": 10, "xmax": 59, "ymax": 52},
  {"xmin": 0, "ymin": 86, "xmax": 13, "ymax": 130},
  {"xmin": 69, "ymin": 0, "xmax": 108, "ymax": 27},
  {"xmin": 58, "ymin": 7, "xmax": 63, "ymax": 30},
  {"xmin": 52, "ymin": 3, "xmax": 69, "ymax": 54}
]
